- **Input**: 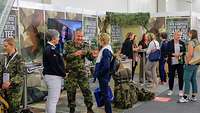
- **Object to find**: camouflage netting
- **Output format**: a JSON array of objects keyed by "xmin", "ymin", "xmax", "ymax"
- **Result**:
[{"xmin": 112, "ymin": 68, "xmax": 155, "ymax": 109}]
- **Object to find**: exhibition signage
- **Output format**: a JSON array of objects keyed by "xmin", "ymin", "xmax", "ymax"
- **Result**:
[
  {"xmin": 0, "ymin": 15, "xmax": 16, "ymax": 44},
  {"xmin": 83, "ymin": 16, "xmax": 97, "ymax": 41},
  {"xmin": 166, "ymin": 18, "xmax": 190, "ymax": 41}
]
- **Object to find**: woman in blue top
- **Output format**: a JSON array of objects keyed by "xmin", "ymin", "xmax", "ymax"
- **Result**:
[{"xmin": 94, "ymin": 33, "xmax": 113, "ymax": 113}]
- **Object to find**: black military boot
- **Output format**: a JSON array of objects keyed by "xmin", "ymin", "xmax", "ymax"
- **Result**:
[
  {"xmin": 87, "ymin": 107, "xmax": 94, "ymax": 113},
  {"xmin": 70, "ymin": 108, "xmax": 75, "ymax": 113}
]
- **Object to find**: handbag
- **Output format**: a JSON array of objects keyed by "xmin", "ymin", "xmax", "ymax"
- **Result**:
[
  {"xmin": 94, "ymin": 86, "xmax": 113, "ymax": 107},
  {"xmin": 148, "ymin": 41, "xmax": 161, "ymax": 61}
]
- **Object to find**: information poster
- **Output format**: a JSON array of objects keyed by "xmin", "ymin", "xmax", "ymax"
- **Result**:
[
  {"xmin": 111, "ymin": 25, "xmax": 122, "ymax": 52},
  {"xmin": 0, "ymin": 15, "xmax": 16, "ymax": 43},
  {"xmin": 111, "ymin": 25, "xmax": 122, "ymax": 42},
  {"xmin": 83, "ymin": 16, "xmax": 97, "ymax": 42},
  {"xmin": 166, "ymin": 17, "xmax": 190, "ymax": 41}
]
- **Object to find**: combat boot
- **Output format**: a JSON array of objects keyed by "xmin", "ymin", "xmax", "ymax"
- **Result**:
[
  {"xmin": 87, "ymin": 107, "xmax": 94, "ymax": 113},
  {"xmin": 70, "ymin": 108, "xmax": 75, "ymax": 113}
]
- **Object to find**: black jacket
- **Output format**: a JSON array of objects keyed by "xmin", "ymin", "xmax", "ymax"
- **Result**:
[
  {"xmin": 167, "ymin": 39, "xmax": 186, "ymax": 65},
  {"xmin": 160, "ymin": 40, "xmax": 168, "ymax": 60},
  {"xmin": 43, "ymin": 43, "xmax": 66, "ymax": 77},
  {"xmin": 121, "ymin": 38, "xmax": 133, "ymax": 59}
]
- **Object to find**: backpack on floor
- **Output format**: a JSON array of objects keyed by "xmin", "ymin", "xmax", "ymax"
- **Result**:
[
  {"xmin": 26, "ymin": 87, "xmax": 47, "ymax": 104},
  {"xmin": 113, "ymin": 82, "xmax": 138, "ymax": 109},
  {"xmin": 113, "ymin": 68, "xmax": 132, "ymax": 84}
]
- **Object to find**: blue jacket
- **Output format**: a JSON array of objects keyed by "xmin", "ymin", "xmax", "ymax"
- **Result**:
[
  {"xmin": 160, "ymin": 40, "xmax": 168, "ymax": 60},
  {"xmin": 94, "ymin": 49, "xmax": 112, "ymax": 83}
]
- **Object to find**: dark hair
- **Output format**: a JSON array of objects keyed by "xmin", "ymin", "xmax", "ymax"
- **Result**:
[
  {"xmin": 160, "ymin": 32, "xmax": 168, "ymax": 39},
  {"xmin": 189, "ymin": 29, "xmax": 198, "ymax": 40}
]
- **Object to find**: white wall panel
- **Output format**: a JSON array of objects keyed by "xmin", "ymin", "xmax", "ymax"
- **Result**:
[
  {"xmin": 128, "ymin": 0, "xmax": 157, "ymax": 13},
  {"xmin": 192, "ymin": 0, "xmax": 200, "ymax": 13},
  {"xmin": 51, "ymin": 0, "xmax": 127, "ymax": 12}
]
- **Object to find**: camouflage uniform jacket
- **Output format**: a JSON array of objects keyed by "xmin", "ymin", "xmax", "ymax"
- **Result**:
[
  {"xmin": 0, "ymin": 53, "xmax": 25, "ymax": 91},
  {"xmin": 64, "ymin": 41, "xmax": 94, "ymax": 72}
]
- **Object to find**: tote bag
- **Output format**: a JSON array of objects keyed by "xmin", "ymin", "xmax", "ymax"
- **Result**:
[{"xmin": 148, "ymin": 41, "xmax": 161, "ymax": 61}]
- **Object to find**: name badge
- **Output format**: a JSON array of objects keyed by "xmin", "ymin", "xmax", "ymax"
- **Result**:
[{"xmin": 3, "ymin": 73, "xmax": 10, "ymax": 82}]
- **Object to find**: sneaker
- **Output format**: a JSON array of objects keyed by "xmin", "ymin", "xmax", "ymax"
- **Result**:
[
  {"xmin": 167, "ymin": 90, "xmax": 173, "ymax": 96},
  {"xmin": 179, "ymin": 91, "xmax": 184, "ymax": 97},
  {"xmin": 178, "ymin": 97, "xmax": 189, "ymax": 103},
  {"xmin": 190, "ymin": 96, "xmax": 198, "ymax": 101}
]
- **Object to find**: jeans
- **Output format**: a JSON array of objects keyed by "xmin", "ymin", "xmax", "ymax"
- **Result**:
[
  {"xmin": 44, "ymin": 75, "xmax": 63, "ymax": 113},
  {"xmin": 98, "ymin": 78, "xmax": 112, "ymax": 113},
  {"xmin": 183, "ymin": 65, "xmax": 198, "ymax": 95},
  {"xmin": 159, "ymin": 59, "xmax": 166, "ymax": 82}
]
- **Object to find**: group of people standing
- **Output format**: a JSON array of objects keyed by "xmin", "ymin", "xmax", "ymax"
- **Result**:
[
  {"xmin": 0, "ymin": 29, "xmax": 113, "ymax": 113},
  {"xmin": 0, "ymin": 28, "xmax": 199, "ymax": 113},
  {"xmin": 43, "ymin": 29, "xmax": 113, "ymax": 113},
  {"xmin": 121, "ymin": 30, "xmax": 199, "ymax": 103}
]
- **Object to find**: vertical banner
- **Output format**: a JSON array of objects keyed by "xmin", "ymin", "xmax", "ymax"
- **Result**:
[
  {"xmin": 0, "ymin": 10, "xmax": 18, "ymax": 53},
  {"xmin": 166, "ymin": 17, "xmax": 190, "ymax": 41},
  {"xmin": 83, "ymin": 16, "xmax": 97, "ymax": 47},
  {"xmin": 19, "ymin": 8, "xmax": 45, "ymax": 62},
  {"xmin": 111, "ymin": 25, "xmax": 122, "ymax": 52},
  {"xmin": 0, "ymin": 15, "xmax": 16, "ymax": 43}
]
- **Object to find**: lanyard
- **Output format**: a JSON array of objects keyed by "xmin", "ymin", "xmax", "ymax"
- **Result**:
[{"xmin": 4, "ymin": 52, "xmax": 18, "ymax": 70}]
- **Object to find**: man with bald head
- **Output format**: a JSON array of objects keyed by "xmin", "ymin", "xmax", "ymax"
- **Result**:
[
  {"xmin": 63, "ymin": 30, "xmax": 94, "ymax": 113},
  {"xmin": 167, "ymin": 31, "xmax": 186, "ymax": 98}
]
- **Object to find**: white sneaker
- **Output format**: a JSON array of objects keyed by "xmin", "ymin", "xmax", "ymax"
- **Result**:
[
  {"xmin": 178, "ymin": 97, "xmax": 188, "ymax": 103},
  {"xmin": 167, "ymin": 90, "xmax": 173, "ymax": 96},
  {"xmin": 190, "ymin": 96, "xmax": 198, "ymax": 101},
  {"xmin": 179, "ymin": 90, "xmax": 184, "ymax": 97}
]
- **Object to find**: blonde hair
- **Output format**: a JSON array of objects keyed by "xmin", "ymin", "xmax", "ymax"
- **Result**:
[
  {"xmin": 3, "ymin": 37, "xmax": 16, "ymax": 47},
  {"xmin": 98, "ymin": 33, "xmax": 110, "ymax": 45},
  {"xmin": 147, "ymin": 33, "xmax": 155, "ymax": 41}
]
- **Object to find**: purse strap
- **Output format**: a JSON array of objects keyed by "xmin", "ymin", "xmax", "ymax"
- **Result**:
[{"xmin": 152, "ymin": 40, "xmax": 158, "ymax": 49}]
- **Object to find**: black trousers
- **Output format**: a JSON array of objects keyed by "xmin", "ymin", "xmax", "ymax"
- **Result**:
[
  {"xmin": 168, "ymin": 64, "xmax": 184, "ymax": 91},
  {"xmin": 131, "ymin": 61, "xmax": 138, "ymax": 80}
]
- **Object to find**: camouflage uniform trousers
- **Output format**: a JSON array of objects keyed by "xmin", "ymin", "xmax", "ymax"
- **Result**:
[
  {"xmin": 3, "ymin": 86, "xmax": 23, "ymax": 113},
  {"xmin": 65, "ymin": 70, "xmax": 93, "ymax": 109}
]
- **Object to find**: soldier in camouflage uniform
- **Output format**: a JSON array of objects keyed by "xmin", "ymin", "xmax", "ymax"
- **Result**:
[
  {"xmin": 64, "ymin": 30, "xmax": 94, "ymax": 113},
  {"xmin": 0, "ymin": 37, "xmax": 25, "ymax": 113}
]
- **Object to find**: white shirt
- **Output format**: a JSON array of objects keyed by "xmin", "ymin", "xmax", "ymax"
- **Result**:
[
  {"xmin": 172, "ymin": 43, "xmax": 180, "ymax": 65},
  {"xmin": 96, "ymin": 45, "xmax": 113, "ymax": 63},
  {"xmin": 47, "ymin": 41, "xmax": 56, "ymax": 48},
  {"xmin": 146, "ymin": 40, "xmax": 160, "ymax": 57}
]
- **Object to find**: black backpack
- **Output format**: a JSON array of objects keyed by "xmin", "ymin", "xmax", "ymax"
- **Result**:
[{"xmin": 110, "ymin": 55, "xmax": 121, "ymax": 75}]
